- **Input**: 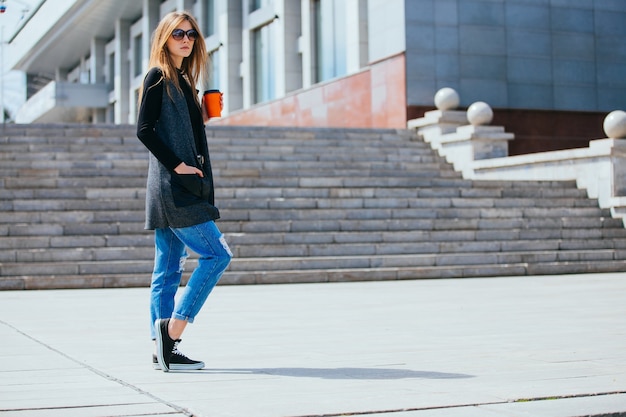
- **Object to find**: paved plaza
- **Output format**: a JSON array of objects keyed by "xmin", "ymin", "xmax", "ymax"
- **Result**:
[{"xmin": 1, "ymin": 273, "xmax": 626, "ymax": 417}]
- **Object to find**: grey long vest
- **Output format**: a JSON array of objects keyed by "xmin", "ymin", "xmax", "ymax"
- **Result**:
[{"xmin": 144, "ymin": 76, "xmax": 220, "ymax": 230}]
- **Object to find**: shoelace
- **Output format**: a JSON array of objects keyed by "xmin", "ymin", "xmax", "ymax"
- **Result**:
[{"xmin": 171, "ymin": 340, "xmax": 191, "ymax": 359}]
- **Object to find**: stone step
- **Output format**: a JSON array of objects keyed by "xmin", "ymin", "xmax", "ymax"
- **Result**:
[
  {"xmin": 0, "ymin": 167, "xmax": 581, "ymax": 193},
  {"xmin": 3, "ymin": 212, "xmax": 623, "ymax": 241},
  {"xmin": 223, "ymin": 206, "xmax": 611, "ymax": 222},
  {"xmin": 212, "ymin": 160, "xmax": 454, "ymax": 171},
  {"xmin": 0, "ymin": 184, "xmax": 592, "ymax": 204},
  {"xmin": 230, "ymin": 250, "xmax": 626, "ymax": 270},
  {"xmin": 217, "ymin": 217, "xmax": 625, "ymax": 233},
  {"xmin": 0, "ymin": 124, "xmax": 415, "ymax": 141},
  {"xmin": 0, "ymin": 130, "xmax": 426, "ymax": 145},
  {"xmin": 0, "ymin": 234, "xmax": 626, "ymax": 264},
  {"xmin": 217, "ymin": 186, "xmax": 590, "ymax": 199},
  {"xmin": 0, "ymin": 160, "xmax": 450, "ymax": 178},
  {"xmin": 0, "ymin": 147, "xmax": 439, "ymax": 163},
  {"xmin": 3, "ymin": 219, "xmax": 624, "ymax": 253},
  {"xmin": 1, "ymin": 124, "xmax": 625, "ymax": 290},
  {"xmin": 3, "ymin": 258, "xmax": 626, "ymax": 290},
  {"xmin": 3, "ymin": 176, "xmax": 462, "ymax": 190},
  {"xmin": 1, "ymin": 176, "xmax": 148, "ymax": 189},
  {"xmin": 2, "ymin": 247, "xmax": 625, "ymax": 276},
  {"xmin": 212, "ymin": 148, "xmax": 439, "ymax": 160},
  {"xmin": 0, "ymin": 143, "xmax": 146, "ymax": 154},
  {"xmin": 0, "ymin": 191, "xmax": 615, "ymax": 216},
  {"xmin": 2, "ymin": 198, "xmax": 144, "ymax": 211},
  {"xmin": 0, "ymin": 192, "xmax": 603, "ymax": 212},
  {"xmin": 210, "ymin": 137, "xmax": 435, "ymax": 148},
  {"xmin": 0, "ymin": 151, "xmax": 148, "ymax": 161},
  {"xmin": 223, "ymin": 260, "xmax": 626, "ymax": 285},
  {"xmin": 217, "ymin": 196, "xmax": 602, "ymax": 210},
  {"xmin": 5, "ymin": 205, "xmax": 609, "ymax": 223},
  {"xmin": 0, "ymin": 135, "xmax": 139, "ymax": 147},
  {"xmin": 0, "ymin": 246, "xmax": 154, "ymax": 263},
  {"xmin": 0, "ymin": 168, "xmax": 147, "ymax": 180},
  {"xmin": 0, "ymin": 161, "xmax": 147, "ymax": 174},
  {"xmin": 0, "ymin": 234, "xmax": 153, "ymax": 250},
  {"xmin": 4, "ymin": 173, "xmax": 479, "ymax": 190},
  {"xmin": 227, "ymin": 239, "xmax": 626, "ymax": 257},
  {"xmin": 216, "ymin": 164, "xmax": 459, "ymax": 177},
  {"xmin": 1, "ymin": 222, "xmax": 146, "ymax": 238}
]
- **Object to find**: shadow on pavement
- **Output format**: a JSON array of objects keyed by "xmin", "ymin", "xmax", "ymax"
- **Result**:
[{"xmin": 200, "ymin": 367, "xmax": 474, "ymax": 380}]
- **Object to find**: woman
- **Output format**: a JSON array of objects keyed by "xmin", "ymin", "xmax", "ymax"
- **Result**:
[{"xmin": 136, "ymin": 11, "xmax": 232, "ymax": 372}]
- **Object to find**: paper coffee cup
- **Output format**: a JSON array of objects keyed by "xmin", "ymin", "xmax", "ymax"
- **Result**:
[{"xmin": 203, "ymin": 89, "xmax": 221, "ymax": 118}]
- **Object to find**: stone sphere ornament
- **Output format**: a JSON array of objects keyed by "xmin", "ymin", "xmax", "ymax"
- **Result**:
[
  {"xmin": 603, "ymin": 110, "xmax": 626, "ymax": 139},
  {"xmin": 434, "ymin": 87, "xmax": 460, "ymax": 110},
  {"xmin": 467, "ymin": 101, "xmax": 493, "ymax": 125}
]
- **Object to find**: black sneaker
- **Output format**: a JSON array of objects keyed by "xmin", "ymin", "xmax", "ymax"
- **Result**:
[
  {"xmin": 152, "ymin": 341, "xmax": 205, "ymax": 371},
  {"xmin": 154, "ymin": 318, "xmax": 176, "ymax": 372}
]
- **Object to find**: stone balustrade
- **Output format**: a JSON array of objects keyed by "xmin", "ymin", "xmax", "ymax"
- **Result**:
[{"xmin": 408, "ymin": 88, "xmax": 626, "ymax": 222}]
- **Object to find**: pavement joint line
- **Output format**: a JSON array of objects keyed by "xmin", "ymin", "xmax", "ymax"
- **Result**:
[
  {"xmin": 0, "ymin": 319, "xmax": 194, "ymax": 417},
  {"xmin": 289, "ymin": 391, "xmax": 626, "ymax": 417},
  {"xmin": 0, "ymin": 403, "xmax": 176, "ymax": 414},
  {"xmin": 512, "ymin": 391, "xmax": 626, "ymax": 403}
]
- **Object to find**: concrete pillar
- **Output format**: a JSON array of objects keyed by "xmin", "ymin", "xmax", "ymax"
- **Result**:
[
  {"xmin": 345, "ymin": 0, "xmax": 368, "ymax": 73},
  {"xmin": 272, "ymin": 0, "xmax": 287, "ymax": 98},
  {"xmin": 241, "ymin": 0, "xmax": 252, "ymax": 108},
  {"xmin": 55, "ymin": 68, "xmax": 68, "ymax": 82},
  {"xmin": 283, "ymin": 0, "xmax": 302, "ymax": 94},
  {"xmin": 90, "ymin": 38, "xmax": 106, "ymax": 84},
  {"xmin": 300, "ymin": 0, "xmax": 314, "ymax": 89},
  {"xmin": 197, "ymin": 0, "xmax": 209, "ymax": 36},
  {"xmin": 90, "ymin": 38, "xmax": 106, "ymax": 123},
  {"xmin": 114, "ymin": 19, "xmax": 131, "ymax": 124},
  {"xmin": 222, "ymin": 0, "xmax": 243, "ymax": 113},
  {"xmin": 179, "ymin": 0, "xmax": 194, "ymax": 12},
  {"xmin": 142, "ymin": 0, "xmax": 160, "ymax": 71}
]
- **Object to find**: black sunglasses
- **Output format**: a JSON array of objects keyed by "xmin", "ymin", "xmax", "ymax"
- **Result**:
[{"xmin": 171, "ymin": 28, "xmax": 199, "ymax": 41}]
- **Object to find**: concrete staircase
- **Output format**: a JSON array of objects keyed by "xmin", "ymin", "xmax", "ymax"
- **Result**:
[{"xmin": 1, "ymin": 124, "xmax": 625, "ymax": 290}]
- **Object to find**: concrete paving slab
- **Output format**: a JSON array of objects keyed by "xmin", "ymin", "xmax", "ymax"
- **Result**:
[
  {"xmin": 1, "ymin": 273, "xmax": 625, "ymax": 417},
  {"xmin": 363, "ymin": 393, "xmax": 626, "ymax": 417},
  {"xmin": 1, "ymin": 319, "xmax": 186, "ymax": 416}
]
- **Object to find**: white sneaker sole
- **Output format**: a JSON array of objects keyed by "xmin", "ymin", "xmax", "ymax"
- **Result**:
[
  {"xmin": 154, "ymin": 319, "xmax": 170, "ymax": 372},
  {"xmin": 153, "ymin": 362, "xmax": 206, "ymax": 371}
]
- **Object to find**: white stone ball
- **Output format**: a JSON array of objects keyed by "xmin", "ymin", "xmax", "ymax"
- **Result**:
[
  {"xmin": 603, "ymin": 110, "xmax": 626, "ymax": 139},
  {"xmin": 467, "ymin": 101, "xmax": 493, "ymax": 125},
  {"xmin": 434, "ymin": 87, "xmax": 460, "ymax": 110}
]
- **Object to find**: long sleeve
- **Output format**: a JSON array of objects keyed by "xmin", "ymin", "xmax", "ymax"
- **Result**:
[{"xmin": 136, "ymin": 67, "xmax": 183, "ymax": 171}]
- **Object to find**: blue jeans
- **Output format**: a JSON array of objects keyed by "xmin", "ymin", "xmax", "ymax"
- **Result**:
[{"xmin": 149, "ymin": 220, "xmax": 232, "ymax": 339}]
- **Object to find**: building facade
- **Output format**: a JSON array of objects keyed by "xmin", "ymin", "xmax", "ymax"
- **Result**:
[{"xmin": 5, "ymin": 0, "xmax": 626, "ymax": 152}]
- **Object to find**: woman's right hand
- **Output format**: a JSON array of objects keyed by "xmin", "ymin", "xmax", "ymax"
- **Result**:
[{"xmin": 174, "ymin": 162, "xmax": 204, "ymax": 177}]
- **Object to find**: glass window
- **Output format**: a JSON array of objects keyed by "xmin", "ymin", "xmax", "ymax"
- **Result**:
[
  {"xmin": 253, "ymin": 23, "xmax": 275, "ymax": 104},
  {"xmin": 251, "ymin": 0, "xmax": 272, "ymax": 12},
  {"xmin": 313, "ymin": 0, "xmax": 347, "ymax": 83},
  {"xmin": 108, "ymin": 53, "xmax": 115, "ymax": 90},
  {"xmin": 205, "ymin": 0, "xmax": 215, "ymax": 37},
  {"xmin": 133, "ymin": 34, "xmax": 142, "ymax": 77}
]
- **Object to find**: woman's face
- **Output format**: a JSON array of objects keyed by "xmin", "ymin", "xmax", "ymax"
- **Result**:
[{"xmin": 166, "ymin": 19, "xmax": 195, "ymax": 67}]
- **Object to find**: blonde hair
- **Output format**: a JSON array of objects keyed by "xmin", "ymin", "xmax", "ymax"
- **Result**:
[{"xmin": 138, "ymin": 11, "xmax": 208, "ymax": 107}]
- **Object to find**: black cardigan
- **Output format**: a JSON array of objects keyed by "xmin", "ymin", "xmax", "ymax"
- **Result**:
[
  {"xmin": 136, "ymin": 67, "xmax": 206, "ymax": 171},
  {"xmin": 136, "ymin": 67, "xmax": 219, "ymax": 230}
]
